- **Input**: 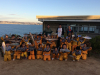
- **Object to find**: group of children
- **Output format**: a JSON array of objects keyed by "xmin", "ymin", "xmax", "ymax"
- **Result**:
[{"xmin": 1, "ymin": 33, "xmax": 92, "ymax": 62}]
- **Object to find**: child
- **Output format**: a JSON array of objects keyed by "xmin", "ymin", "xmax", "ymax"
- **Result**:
[
  {"xmin": 4, "ymin": 41, "xmax": 12, "ymax": 61},
  {"xmin": 34, "ymin": 34, "xmax": 38, "ymax": 40},
  {"xmin": 81, "ymin": 43, "xmax": 92, "ymax": 60},
  {"xmin": 28, "ymin": 44, "xmax": 35, "ymax": 60},
  {"xmin": 20, "ymin": 35, "xmax": 28, "ymax": 46},
  {"xmin": 47, "ymin": 34, "xmax": 51, "ymax": 39},
  {"xmin": 11, "ymin": 34, "xmax": 16, "ymax": 40},
  {"xmin": 20, "ymin": 42, "xmax": 28, "ymax": 59},
  {"xmin": 34, "ymin": 34, "xmax": 41, "ymax": 49},
  {"xmin": 78, "ymin": 36, "xmax": 86, "ymax": 46},
  {"xmin": 42, "ymin": 34, "xmax": 47, "ymax": 49},
  {"xmin": 42, "ymin": 34, "xmax": 47, "ymax": 43},
  {"xmin": 60, "ymin": 36, "xmax": 67, "ymax": 48},
  {"xmin": 37, "ymin": 34, "xmax": 42, "ymax": 40},
  {"xmin": 43, "ymin": 43, "xmax": 51, "ymax": 61},
  {"xmin": 37, "ymin": 34, "xmax": 42, "ymax": 47},
  {"xmin": 72, "ymin": 46, "xmax": 82, "ymax": 61},
  {"xmin": 52, "ymin": 47, "xmax": 59, "ymax": 60},
  {"xmin": 72, "ymin": 37, "xmax": 78, "ymax": 52},
  {"xmin": 51, "ymin": 33, "xmax": 57, "ymax": 39},
  {"xmin": 37, "ymin": 44, "xmax": 43, "ymax": 59},
  {"xmin": 37, "ymin": 34, "xmax": 42, "ymax": 44},
  {"xmin": 46, "ymin": 34, "xmax": 52, "ymax": 44},
  {"xmin": 50, "ymin": 34, "xmax": 57, "ymax": 49},
  {"xmin": 50, "ymin": 41, "xmax": 56, "ymax": 49},
  {"xmin": 16, "ymin": 35, "xmax": 22, "ymax": 41},
  {"xmin": 13, "ymin": 47, "xmax": 21, "ymax": 61},
  {"xmin": 4, "ymin": 35, "xmax": 9, "ymax": 42},
  {"xmin": 23, "ymin": 35, "xmax": 30, "ymax": 45},
  {"xmin": 59, "ymin": 44, "xmax": 70, "ymax": 61},
  {"xmin": 67, "ymin": 36, "xmax": 72, "ymax": 51},
  {"xmin": 52, "ymin": 35, "xmax": 57, "ymax": 39},
  {"xmin": 46, "ymin": 34, "xmax": 53, "ymax": 49}
]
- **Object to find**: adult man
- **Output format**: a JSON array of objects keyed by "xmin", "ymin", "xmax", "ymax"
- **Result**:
[
  {"xmin": 43, "ymin": 24, "xmax": 52, "ymax": 36},
  {"xmin": 56, "ymin": 24, "xmax": 64, "ymax": 48},
  {"xmin": 56, "ymin": 24, "xmax": 64, "ymax": 37}
]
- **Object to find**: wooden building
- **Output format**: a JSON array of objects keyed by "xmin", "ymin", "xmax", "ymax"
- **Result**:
[{"xmin": 36, "ymin": 15, "xmax": 100, "ymax": 34}]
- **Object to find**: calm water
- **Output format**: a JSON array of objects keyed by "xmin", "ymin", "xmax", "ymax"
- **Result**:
[{"xmin": 0, "ymin": 24, "xmax": 42, "ymax": 36}]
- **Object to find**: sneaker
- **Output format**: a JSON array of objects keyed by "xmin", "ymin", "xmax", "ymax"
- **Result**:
[
  {"xmin": 69, "ymin": 55, "xmax": 73, "ymax": 57},
  {"xmin": 77, "ymin": 60, "xmax": 79, "ymax": 61},
  {"xmin": 65, "ymin": 59, "xmax": 67, "ymax": 61},
  {"xmin": 73, "ymin": 60, "xmax": 75, "ymax": 61},
  {"xmin": 13, "ymin": 59, "xmax": 15, "ymax": 61},
  {"xmin": 52, "ymin": 58, "xmax": 54, "ymax": 60}
]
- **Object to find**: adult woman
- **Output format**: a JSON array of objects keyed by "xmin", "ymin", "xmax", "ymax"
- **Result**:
[{"xmin": 66, "ymin": 26, "xmax": 73, "ymax": 37}]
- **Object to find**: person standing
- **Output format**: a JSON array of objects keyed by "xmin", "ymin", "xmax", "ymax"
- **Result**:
[
  {"xmin": 43, "ymin": 24, "xmax": 52, "ymax": 36},
  {"xmin": 56, "ymin": 24, "xmax": 64, "ymax": 48},
  {"xmin": 66, "ymin": 26, "xmax": 73, "ymax": 37}
]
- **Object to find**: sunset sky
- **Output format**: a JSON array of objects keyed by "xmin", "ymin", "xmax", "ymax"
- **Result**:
[{"xmin": 0, "ymin": 0, "xmax": 100, "ymax": 22}]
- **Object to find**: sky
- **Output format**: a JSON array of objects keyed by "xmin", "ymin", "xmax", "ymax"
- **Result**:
[{"xmin": 0, "ymin": 0, "xmax": 100, "ymax": 22}]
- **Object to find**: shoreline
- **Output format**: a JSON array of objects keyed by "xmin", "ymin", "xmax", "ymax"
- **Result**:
[
  {"xmin": 0, "ymin": 24, "xmax": 42, "ymax": 25},
  {"xmin": 0, "ymin": 21, "xmax": 42, "ymax": 25}
]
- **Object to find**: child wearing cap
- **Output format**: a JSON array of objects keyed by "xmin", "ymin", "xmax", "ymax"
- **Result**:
[{"xmin": 72, "ymin": 46, "xmax": 82, "ymax": 61}]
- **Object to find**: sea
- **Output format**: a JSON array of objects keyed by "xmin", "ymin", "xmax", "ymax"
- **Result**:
[
  {"xmin": 0, "ymin": 24, "xmax": 95, "ymax": 37},
  {"xmin": 0, "ymin": 24, "xmax": 42, "ymax": 37}
]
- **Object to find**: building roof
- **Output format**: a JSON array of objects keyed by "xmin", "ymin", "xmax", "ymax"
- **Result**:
[{"xmin": 36, "ymin": 15, "xmax": 100, "ymax": 22}]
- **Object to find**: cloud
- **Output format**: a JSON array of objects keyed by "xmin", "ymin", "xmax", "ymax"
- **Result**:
[
  {"xmin": 9, "ymin": 14, "xmax": 17, "ymax": 15},
  {"xmin": 0, "ymin": 15, "xmax": 3, "ymax": 17},
  {"xmin": 0, "ymin": 16, "xmax": 24, "ymax": 20},
  {"xmin": 23, "ymin": 13, "xmax": 27, "ymax": 14}
]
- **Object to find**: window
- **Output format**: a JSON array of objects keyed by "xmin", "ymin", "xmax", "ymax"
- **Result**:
[
  {"xmin": 84, "ymin": 27, "xmax": 88, "ymax": 31},
  {"xmin": 79, "ymin": 27, "xmax": 83, "ymax": 32}
]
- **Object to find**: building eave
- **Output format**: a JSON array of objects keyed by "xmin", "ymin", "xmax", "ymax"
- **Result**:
[
  {"xmin": 38, "ymin": 19, "xmax": 100, "ymax": 22},
  {"xmin": 36, "ymin": 15, "xmax": 100, "ymax": 20}
]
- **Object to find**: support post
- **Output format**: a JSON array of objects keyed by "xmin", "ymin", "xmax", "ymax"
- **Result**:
[
  {"xmin": 78, "ymin": 24, "xmax": 79, "ymax": 33},
  {"xmin": 83, "ymin": 26, "xmax": 84, "ymax": 33},
  {"xmin": 43, "ymin": 22, "xmax": 45, "ymax": 32},
  {"xmin": 88, "ymin": 24, "xmax": 90, "ymax": 33}
]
